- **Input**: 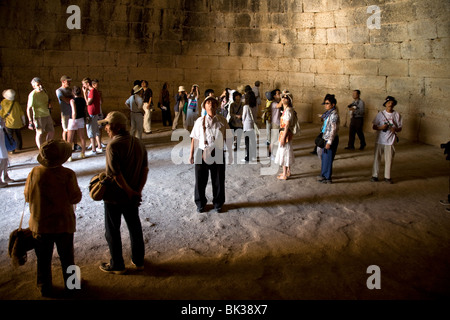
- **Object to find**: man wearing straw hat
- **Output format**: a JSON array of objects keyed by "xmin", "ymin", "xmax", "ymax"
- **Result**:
[{"xmin": 24, "ymin": 139, "xmax": 82, "ymax": 296}]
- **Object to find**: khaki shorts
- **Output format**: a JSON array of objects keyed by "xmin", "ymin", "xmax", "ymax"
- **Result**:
[
  {"xmin": 34, "ymin": 115, "xmax": 54, "ymax": 134},
  {"xmin": 61, "ymin": 114, "xmax": 70, "ymax": 132}
]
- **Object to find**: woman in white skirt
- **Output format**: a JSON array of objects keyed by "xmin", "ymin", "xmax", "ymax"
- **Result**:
[{"xmin": 275, "ymin": 92, "xmax": 295, "ymax": 180}]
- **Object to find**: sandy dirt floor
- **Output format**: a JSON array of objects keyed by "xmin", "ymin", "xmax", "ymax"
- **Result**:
[{"xmin": 0, "ymin": 120, "xmax": 449, "ymax": 305}]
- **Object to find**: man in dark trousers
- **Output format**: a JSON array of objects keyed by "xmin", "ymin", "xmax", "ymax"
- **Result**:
[
  {"xmin": 189, "ymin": 96, "xmax": 232, "ymax": 213},
  {"xmin": 97, "ymin": 111, "xmax": 149, "ymax": 274},
  {"xmin": 345, "ymin": 89, "xmax": 366, "ymax": 150}
]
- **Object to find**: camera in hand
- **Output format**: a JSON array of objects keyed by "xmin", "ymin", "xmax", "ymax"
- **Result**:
[{"xmin": 382, "ymin": 121, "xmax": 392, "ymax": 132}]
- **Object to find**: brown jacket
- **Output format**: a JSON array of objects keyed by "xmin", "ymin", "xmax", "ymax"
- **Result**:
[{"xmin": 24, "ymin": 165, "xmax": 81, "ymax": 234}]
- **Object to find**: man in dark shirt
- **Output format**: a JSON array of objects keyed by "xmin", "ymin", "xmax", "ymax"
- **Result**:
[{"xmin": 97, "ymin": 111, "xmax": 149, "ymax": 274}]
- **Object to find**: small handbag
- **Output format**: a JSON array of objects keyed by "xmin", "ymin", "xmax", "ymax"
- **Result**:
[
  {"xmin": 315, "ymin": 132, "xmax": 326, "ymax": 148},
  {"xmin": 89, "ymin": 172, "xmax": 111, "ymax": 201},
  {"xmin": 8, "ymin": 202, "xmax": 34, "ymax": 267}
]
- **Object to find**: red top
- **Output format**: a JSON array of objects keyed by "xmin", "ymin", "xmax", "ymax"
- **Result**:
[{"xmin": 87, "ymin": 88, "xmax": 101, "ymax": 115}]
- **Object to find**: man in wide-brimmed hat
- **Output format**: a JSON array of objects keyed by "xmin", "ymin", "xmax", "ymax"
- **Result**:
[
  {"xmin": 125, "ymin": 85, "xmax": 144, "ymax": 139},
  {"xmin": 24, "ymin": 139, "xmax": 82, "ymax": 296}
]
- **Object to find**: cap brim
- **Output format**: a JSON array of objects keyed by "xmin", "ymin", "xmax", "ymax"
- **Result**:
[{"xmin": 98, "ymin": 119, "xmax": 109, "ymax": 125}]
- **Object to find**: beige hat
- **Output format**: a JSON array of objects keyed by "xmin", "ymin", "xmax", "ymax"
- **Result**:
[
  {"xmin": 178, "ymin": 86, "xmax": 186, "ymax": 92},
  {"xmin": 60, "ymin": 75, "xmax": 72, "ymax": 82},
  {"xmin": 37, "ymin": 139, "xmax": 73, "ymax": 168},
  {"xmin": 133, "ymin": 85, "xmax": 142, "ymax": 94},
  {"xmin": 2, "ymin": 89, "xmax": 15, "ymax": 100},
  {"xmin": 201, "ymin": 96, "xmax": 219, "ymax": 109},
  {"xmin": 98, "ymin": 111, "xmax": 128, "ymax": 126}
]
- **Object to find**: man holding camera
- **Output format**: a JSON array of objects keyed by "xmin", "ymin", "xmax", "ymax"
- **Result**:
[
  {"xmin": 371, "ymin": 96, "xmax": 402, "ymax": 184},
  {"xmin": 345, "ymin": 90, "xmax": 366, "ymax": 151}
]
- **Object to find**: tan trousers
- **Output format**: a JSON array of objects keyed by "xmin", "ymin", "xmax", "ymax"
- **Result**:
[
  {"xmin": 172, "ymin": 110, "xmax": 186, "ymax": 130},
  {"xmin": 372, "ymin": 143, "xmax": 395, "ymax": 179}
]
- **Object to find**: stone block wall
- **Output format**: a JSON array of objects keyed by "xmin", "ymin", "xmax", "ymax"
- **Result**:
[{"xmin": 0, "ymin": 0, "xmax": 448, "ymax": 145}]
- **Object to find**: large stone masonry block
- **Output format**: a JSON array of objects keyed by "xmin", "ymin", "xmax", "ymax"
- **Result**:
[
  {"xmin": 117, "ymin": 53, "xmax": 138, "ymax": 68},
  {"xmin": 382, "ymin": 1, "xmax": 417, "ymax": 24},
  {"xmin": 182, "ymin": 41, "xmax": 228, "ymax": 56},
  {"xmin": 410, "ymin": 59, "xmax": 450, "ymax": 78},
  {"xmin": 239, "ymin": 70, "xmax": 267, "ymax": 86},
  {"xmin": 278, "ymin": 58, "xmax": 301, "ymax": 72},
  {"xmin": 315, "ymin": 59, "xmax": 344, "ymax": 74},
  {"xmin": 88, "ymin": 51, "xmax": 117, "ymax": 67},
  {"xmin": 350, "ymin": 75, "xmax": 386, "ymax": 91},
  {"xmin": 400, "ymin": 40, "xmax": 433, "ymax": 60},
  {"xmin": 2, "ymin": 48, "xmax": 43, "ymax": 67},
  {"xmin": 240, "ymin": 57, "xmax": 259, "ymax": 71},
  {"xmin": 347, "ymin": 26, "xmax": 369, "ymax": 43},
  {"xmin": 103, "ymin": 66, "xmax": 129, "ymax": 82},
  {"xmin": 334, "ymin": 8, "xmax": 356, "ymax": 28},
  {"xmin": 303, "ymin": 0, "xmax": 326, "ymax": 13},
  {"xmin": 289, "ymin": 72, "xmax": 315, "ymax": 87},
  {"xmin": 284, "ymin": 44, "xmax": 314, "ymax": 59},
  {"xmin": 292, "ymin": 12, "xmax": 315, "ymax": 29},
  {"xmin": 425, "ymin": 78, "xmax": 450, "ymax": 100},
  {"xmin": 314, "ymin": 74, "xmax": 349, "ymax": 89},
  {"xmin": 105, "ymin": 37, "xmax": 145, "ymax": 53},
  {"xmin": 198, "ymin": 56, "xmax": 220, "ymax": 70},
  {"xmin": 365, "ymin": 43, "xmax": 401, "ymax": 59},
  {"xmin": 315, "ymin": 12, "xmax": 335, "ymax": 28},
  {"xmin": 343, "ymin": 59, "xmax": 379, "ymax": 76},
  {"xmin": 257, "ymin": 57, "xmax": 279, "ymax": 71},
  {"xmin": 387, "ymin": 77, "xmax": 425, "ymax": 95},
  {"xmin": 266, "ymin": 70, "xmax": 289, "ymax": 89},
  {"xmin": 250, "ymin": 43, "xmax": 284, "ymax": 57},
  {"xmin": 156, "ymin": 40, "xmax": 182, "ymax": 55},
  {"xmin": 432, "ymin": 38, "xmax": 450, "ymax": 59},
  {"xmin": 379, "ymin": 59, "xmax": 409, "ymax": 77},
  {"xmin": 335, "ymin": 44, "xmax": 365, "ymax": 59},
  {"xmin": 215, "ymin": 28, "xmax": 235, "ymax": 43},
  {"xmin": 313, "ymin": 44, "xmax": 336, "ymax": 59},
  {"xmin": 219, "ymin": 56, "xmax": 243, "ymax": 70},
  {"xmin": 156, "ymin": 68, "xmax": 184, "ymax": 82},
  {"xmin": 175, "ymin": 55, "xmax": 198, "ymax": 69},
  {"xmin": 369, "ymin": 24, "xmax": 408, "ymax": 43},
  {"xmin": 229, "ymin": 43, "xmax": 251, "ymax": 57},
  {"xmin": 298, "ymin": 28, "xmax": 327, "ymax": 44},
  {"xmin": 407, "ymin": 19, "xmax": 438, "ymax": 40},
  {"xmin": 184, "ymin": 68, "xmax": 211, "ymax": 83}
]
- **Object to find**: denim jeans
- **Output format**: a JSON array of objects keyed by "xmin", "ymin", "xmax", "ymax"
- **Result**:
[
  {"xmin": 321, "ymin": 135, "xmax": 339, "ymax": 180},
  {"xmin": 104, "ymin": 202, "xmax": 145, "ymax": 269}
]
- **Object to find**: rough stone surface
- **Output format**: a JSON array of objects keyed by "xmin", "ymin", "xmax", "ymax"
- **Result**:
[{"xmin": 0, "ymin": 0, "xmax": 449, "ymax": 146}]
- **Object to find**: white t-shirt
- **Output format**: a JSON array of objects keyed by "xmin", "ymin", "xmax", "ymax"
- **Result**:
[
  {"xmin": 190, "ymin": 114, "xmax": 229, "ymax": 151},
  {"xmin": 372, "ymin": 110, "xmax": 402, "ymax": 145}
]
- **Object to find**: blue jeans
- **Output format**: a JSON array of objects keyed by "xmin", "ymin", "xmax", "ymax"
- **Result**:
[
  {"xmin": 321, "ymin": 135, "xmax": 339, "ymax": 180},
  {"xmin": 104, "ymin": 202, "xmax": 145, "ymax": 269}
]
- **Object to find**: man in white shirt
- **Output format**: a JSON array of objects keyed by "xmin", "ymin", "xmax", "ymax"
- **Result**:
[
  {"xmin": 371, "ymin": 96, "xmax": 402, "ymax": 184},
  {"xmin": 189, "ymin": 96, "xmax": 232, "ymax": 213}
]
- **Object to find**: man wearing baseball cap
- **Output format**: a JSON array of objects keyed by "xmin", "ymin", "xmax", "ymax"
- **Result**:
[{"xmin": 97, "ymin": 111, "xmax": 149, "ymax": 274}]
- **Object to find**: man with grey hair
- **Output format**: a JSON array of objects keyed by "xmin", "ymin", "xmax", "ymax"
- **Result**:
[{"xmin": 27, "ymin": 77, "xmax": 55, "ymax": 148}]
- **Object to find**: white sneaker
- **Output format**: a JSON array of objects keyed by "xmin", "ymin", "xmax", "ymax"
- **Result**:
[
  {"xmin": 68, "ymin": 156, "xmax": 73, "ymax": 162},
  {"xmin": 96, "ymin": 148, "xmax": 103, "ymax": 154},
  {"xmin": 101, "ymin": 143, "xmax": 107, "ymax": 148},
  {"xmin": 86, "ymin": 144, "xmax": 92, "ymax": 150},
  {"xmin": 86, "ymin": 150, "xmax": 96, "ymax": 156},
  {"xmin": 4, "ymin": 176, "xmax": 14, "ymax": 183}
]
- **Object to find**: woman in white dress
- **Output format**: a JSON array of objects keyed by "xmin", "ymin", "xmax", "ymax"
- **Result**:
[{"xmin": 275, "ymin": 92, "xmax": 295, "ymax": 180}]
